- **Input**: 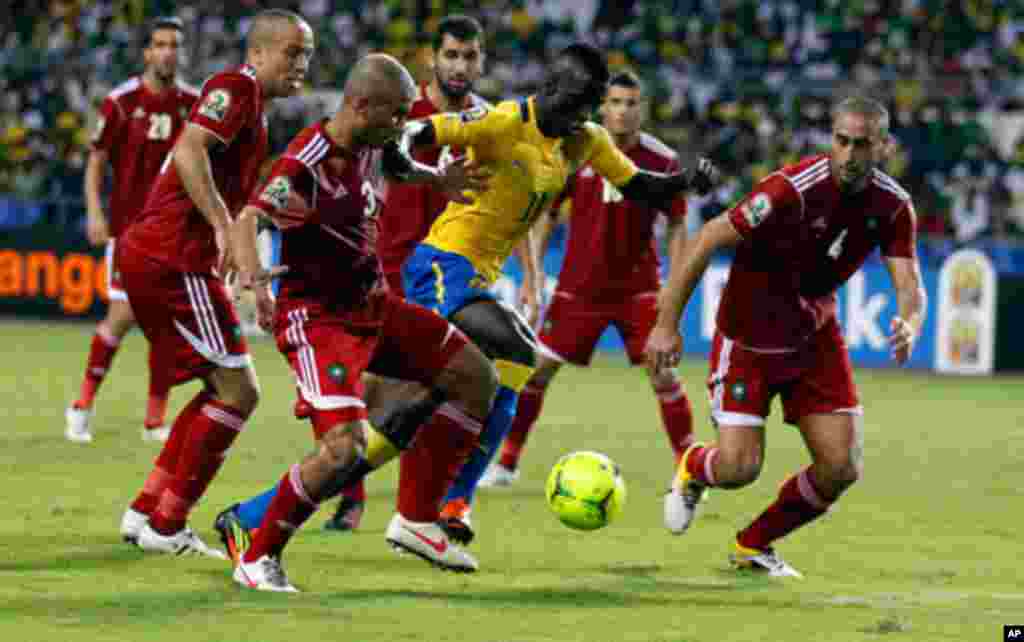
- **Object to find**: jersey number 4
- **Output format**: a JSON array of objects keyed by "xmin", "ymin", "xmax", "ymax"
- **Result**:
[
  {"xmin": 147, "ymin": 113, "xmax": 173, "ymax": 141},
  {"xmin": 827, "ymin": 229, "xmax": 848, "ymax": 259},
  {"xmin": 601, "ymin": 178, "xmax": 624, "ymax": 204}
]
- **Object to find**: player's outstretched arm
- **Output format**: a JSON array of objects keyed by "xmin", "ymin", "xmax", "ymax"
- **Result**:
[
  {"xmin": 83, "ymin": 149, "xmax": 110, "ymax": 246},
  {"xmin": 884, "ymin": 256, "xmax": 926, "ymax": 365},
  {"xmin": 645, "ymin": 213, "xmax": 741, "ymax": 372},
  {"xmin": 619, "ymin": 157, "xmax": 719, "ymax": 211},
  {"xmin": 382, "ymin": 142, "xmax": 490, "ymax": 204}
]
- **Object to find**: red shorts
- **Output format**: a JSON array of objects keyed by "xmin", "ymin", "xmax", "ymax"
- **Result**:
[
  {"xmin": 707, "ymin": 318, "xmax": 861, "ymax": 427},
  {"xmin": 538, "ymin": 290, "xmax": 657, "ymax": 366},
  {"xmin": 105, "ymin": 239, "xmax": 127, "ymax": 302},
  {"xmin": 274, "ymin": 290, "xmax": 467, "ymax": 438},
  {"xmin": 382, "ymin": 268, "xmax": 404, "ymax": 298},
  {"xmin": 118, "ymin": 242, "xmax": 249, "ymax": 388}
]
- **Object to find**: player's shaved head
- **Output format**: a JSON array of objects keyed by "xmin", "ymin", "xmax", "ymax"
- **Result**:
[
  {"xmin": 344, "ymin": 53, "xmax": 417, "ymax": 102},
  {"xmin": 246, "ymin": 9, "xmax": 308, "ymax": 53},
  {"xmin": 832, "ymin": 96, "xmax": 889, "ymax": 137}
]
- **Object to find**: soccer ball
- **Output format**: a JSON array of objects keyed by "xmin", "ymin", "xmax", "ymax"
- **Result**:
[{"xmin": 545, "ymin": 451, "xmax": 626, "ymax": 531}]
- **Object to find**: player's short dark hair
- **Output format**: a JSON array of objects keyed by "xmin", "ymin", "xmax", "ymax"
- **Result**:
[
  {"xmin": 145, "ymin": 16, "xmax": 184, "ymax": 47},
  {"xmin": 609, "ymin": 70, "xmax": 642, "ymax": 92},
  {"xmin": 433, "ymin": 15, "xmax": 484, "ymax": 51},
  {"xmin": 560, "ymin": 43, "xmax": 610, "ymax": 87},
  {"xmin": 832, "ymin": 96, "xmax": 890, "ymax": 136}
]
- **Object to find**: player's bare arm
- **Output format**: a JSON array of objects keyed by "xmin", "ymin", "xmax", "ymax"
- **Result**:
[
  {"xmin": 381, "ymin": 141, "xmax": 489, "ymax": 203},
  {"xmin": 173, "ymin": 124, "xmax": 236, "ymax": 274},
  {"xmin": 645, "ymin": 213, "xmax": 742, "ymax": 372},
  {"xmin": 884, "ymin": 255, "xmax": 926, "ymax": 365},
  {"xmin": 231, "ymin": 205, "xmax": 288, "ymax": 331},
  {"xmin": 83, "ymin": 149, "xmax": 110, "ymax": 246},
  {"xmin": 514, "ymin": 228, "xmax": 542, "ymax": 326},
  {"xmin": 618, "ymin": 157, "xmax": 718, "ymax": 212}
]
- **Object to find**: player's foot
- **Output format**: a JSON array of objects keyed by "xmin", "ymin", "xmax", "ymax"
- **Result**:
[
  {"xmin": 478, "ymin": 462, "xmax": 519, "ymax": 488},
  {"xmin": 64, "ymin": 405, "xmax": 93, "ymax": 443},
  {"xmin": 385, "ymin": 513, "xmax": 478, "ymax": 573},
  {"xmin": 120, "ymin": 507, "xmax": 149, "ymax": 544},
  {"xmin": 730, "ymin": 542, "xmax": 803, "ymax": 578},
  {"xmin": 213, "ymin": 504, "xmax": 251, "ymax": 564},
  {"xmin": 142, "ymin": 425, "xmax": 170, "ymax": 443},
  {"xmin": 233, "ymin": 554, "xmax": 299, "ymax": 593},
  {"xmin": 136, "ymin": 523, "xmax": 227, "ymax": 559},
  {"xmin": 664, "ymin": 442, "xmax": 708, "ymax": 534},
  {"xmin": 323, "ymin": 497, "xmax": 364, "ymax": 532},
  {"xmin": 438, "ymin": 498, "xmax": 475, "ymax": 546}
]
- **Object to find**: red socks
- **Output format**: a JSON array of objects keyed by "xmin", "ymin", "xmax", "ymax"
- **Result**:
[
  {"xmin": 737, "ymin": 467, "xmax": 831, "ymax": 551},
  {"xmin": 498, "ymin": 382, "xmax": 545, "ymax": 470},
  {"xmin": 341, "ymin": 479, "xmax": 366, "ymax": 504},
  {"xmin": 244, "ymin": 465, "xmax": 318, "ymax": 562},
  {"xmin": 655, "ymin": 381, "xmax": 694, "ymax": 459},
  {"xmin": 397, "ymin": 403, "xmax": 482, "ymax": 522},
  {"xmin": 74, "ymin": 327, "xmax": 120, "ymax": 408}
]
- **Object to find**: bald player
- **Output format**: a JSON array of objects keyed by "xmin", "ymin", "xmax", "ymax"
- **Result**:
[
  {"xmin": 220, "ymin": 53, "xmax": 494, "ymax": 592},
  {"xmin": 116, "ymin": 9, "xmax": 315, "ymax": 558}
]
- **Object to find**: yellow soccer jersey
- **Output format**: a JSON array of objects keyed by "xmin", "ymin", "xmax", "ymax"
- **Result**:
[{"xmin": 424, "ymin": 97, "xmax": 639, "ymax": 282}]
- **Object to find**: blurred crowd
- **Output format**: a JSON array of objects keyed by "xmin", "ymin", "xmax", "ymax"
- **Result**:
[{"xmin": 2, "ymin": 0, "xmax": 1024, "ymax": 247}]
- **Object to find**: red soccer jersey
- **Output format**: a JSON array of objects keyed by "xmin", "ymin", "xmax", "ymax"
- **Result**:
[
  {"xmin": 122, "ymin": 65, "xmax": 268, "ymax": 274},
  {"xmin": 376, "ymin": 85, "xmax": 487, "ymax": 276},
  {"xmin": 90, "ymin": 77, "xmax": 198, "ymax": 236},
  {"xmin": 718, "ymin": 154, "xmax": 916, "ymax": 351},
  {"xmin": 555, "ymin": 132, "xmax": 686, "ymax": 301},
  {"xmin": 248, "ymin": 121, "xmax": 386, "ymax": 310}
]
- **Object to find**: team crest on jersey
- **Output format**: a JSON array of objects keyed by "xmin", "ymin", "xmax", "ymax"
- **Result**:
[
  {"xmin": 199, "ymin": 89, "xmax": 231, "ymax": 121},
  {"xmin": 91, "ymin": 116, "xmax": 106, "ymax": 142},
  {"xmin": 260, "ymin": 176, "xmax": 291, "ymax": 210},
  {"xmin": 742, "ymin": 192, "xmax": 772, "ymax": 227},
  {"xmin": 730, "ymin": 381, "xmax": 748, "ymax": 402},
  {"xmin": 459, "ymin": 105, "xmax": 488, "ymax": 123},
  {"xmin": 327, "ymin": 363, "xmax": 347, "ymax": 384}
]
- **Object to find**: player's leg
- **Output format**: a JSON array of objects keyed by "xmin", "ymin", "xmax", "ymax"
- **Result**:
[
  {"xmin": 123, "ymin": 265, "xmax": 254, "ymax": 557},
  {"xmin": 490, "ymin": 291, "xmax": 606, "ymax": 484},
  {"xmin": 66, "ymin": 240, "xmax": 136, "ymax": 442},
  {"xmin": 731, "ymin": 320, "xmax": 861, "ymax": 578},
  {"xmin": 439, "ymin": 298, "xmax": 537, "ymax": 536},
  {"xmin": 664, "ymin": 332, "xmax": 771, "ymax": 534},
  {"xmin": 141, "ymin": 346, "xmax": 172, "ymax": 442},
  {"xmin": 619, "ymin": 292, "xmax": 695, "ymax": 462}
]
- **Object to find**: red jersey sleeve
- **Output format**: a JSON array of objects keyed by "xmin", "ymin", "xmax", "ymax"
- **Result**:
[
  {"xmin": 90, "ymin": 96, "xmax": 123, "ymax": 152},
  {"xmin": 727, "ymin": 173, "xmax": 799, "ymax": 241},
  {"xmin": 881, "ymin": 201, "xmax": 916, "ymax": 258},
  {"xmin": 246, "ymin": 157, "xmax": 314, "ymax": 230},
  {"xmin": 190, "ymin": 74, "xmax": 258, "ymax": 145}
]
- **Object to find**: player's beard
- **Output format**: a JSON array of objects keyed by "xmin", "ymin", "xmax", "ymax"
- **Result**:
[{"xmin": 436, "ymin": 69, "xmax": 471, "ymax": 101}]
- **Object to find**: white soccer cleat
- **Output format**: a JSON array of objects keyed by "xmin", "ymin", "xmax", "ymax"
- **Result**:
[
  {"xmin": 120, "ymin": 507, "xmax": 149, "ymax": 544},
  {"xmin": 233, "ymin": 555, "xmax": 299, "ymax": 593},
  {"xmin": 730, "ymin": 544, "xmax": 804, "ymax": 578},
  {"xmin": 142, "ymin": 425, "xmax": 170, "ymax": 443},
  {"xmin": 664, "ymin": 443, "xmax": 707, "ymax": 534},
  {"xmin": 478, "ymin": 462, "xmax": 519, "ymax": 488},
  {"xmin": 135, "ymin": 523, "xmax": 227, "ymax": 559},
  {"xmin": 64, "ymin": 406, "xmax": 94, "ymax": 443},
  {"xmin": 385, "ymin": 513, "xmax": 478, "ymax": 573}
]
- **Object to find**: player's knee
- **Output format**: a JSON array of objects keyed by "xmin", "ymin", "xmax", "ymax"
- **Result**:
[
  {"xmin": 718, "ymin": 450, "xmax": 763, "ymax": 488},
  {"xmin": 529, "ymin": 358, "xmax": 560, "ymax": 389},
  {"xmin": 647, "ymin": 366, "xmax": 677, "ymax": 392},
  {"xmin": 321, "ymin": 423, "xmax": 366, "ymax": 469}
]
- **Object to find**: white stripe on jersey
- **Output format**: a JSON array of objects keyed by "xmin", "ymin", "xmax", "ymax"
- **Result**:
[
  {"xmin": 793, "ymin": 165, "xmax": 830, "ymax": 192},
  {"xmin": 295, "ymin": 134, "xmax": 329, "ymax": 168},
  {"xmin": 871, "ymin": 169, "xmax": 910, "ymax": 201},
  {"xmin": 789, "ymin": 157, "xmax": 829, "ymax": 186}
]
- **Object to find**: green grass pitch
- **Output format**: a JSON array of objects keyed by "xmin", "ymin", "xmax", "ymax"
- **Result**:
[{"xmin": 1, "ymin": 319, "xmax": 1021, "ymax": 641}]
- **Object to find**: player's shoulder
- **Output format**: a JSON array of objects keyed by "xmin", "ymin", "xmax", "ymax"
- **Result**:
[
  {"xmin": 175, "ymin": 79, "xmax": 201, "ymax": 99},
  {"xmin": 469, "ymin": 99, "xmax": 521, "ymax": 132},
  {"xmin": 868, "ymin": 168, "xmax": 912, "ymax": 210},
  {"xmin": 764, "ymin": 154, "xmax": 831, "ymax": 200},
  {"xmin": 633, "ymin": 131, "xmax": 678, "ymax": 169},
  {"xmin": 282, "ymin": 123, "xmax": 330, "ymax": 168},
  {"xmin": 106, "ymin": 76, "xmax": 143, "ymax": 104},
  {"xmin": 202, "ymin": 64, "xmax": 260, "ymax": 95}
]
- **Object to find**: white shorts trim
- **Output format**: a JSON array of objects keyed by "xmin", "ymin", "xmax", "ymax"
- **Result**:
[
  {"xmin": 711, "ymin": 410, "xmax": 766, "ymax": 427},
  {"xmin": 832, "ymin": 405, "xmax": 864, "ymax": 416},
  {"xmin": 297, "ymin": 384, "xmax": 367, "ymax": 411},
  {"xmin": 105, "ymin": 239, "xmax": 128, "ymax": 302}
]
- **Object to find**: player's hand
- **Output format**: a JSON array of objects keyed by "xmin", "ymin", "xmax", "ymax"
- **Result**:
[
  {"xmin": 888, "ymin": 316, "xmax": 917, "ymax": 365},
  {"xmin": 644, "ymin": 324, "xmax": 683, "ymax": 374},
  {"xmin": 85, "ymin": 212, "xmax": 109, "ymax": 246},
  {"xmin": 237, "ymin": 264, "xmax": 290, "ymax": 291},
  {"xmin": 686, "ymin": 157, "xmax": 720, "ymax": 196},
  {"xmin": 436, "ymin": 157, "xmax": 492, "ymax": 204},
  {"xmin": 253, "ymin": 284, "xmax": 276, "ymax": 333}
]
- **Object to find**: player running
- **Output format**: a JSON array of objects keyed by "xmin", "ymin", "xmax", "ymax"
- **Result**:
[
  {"xmin": 224, "ymin": 53, "xmax": 494, "ymax": 591},
  {"xmin": 117, "ymin": 10, "xmax": 315, "ymax": 557},
  {"xmin": 65, "ymin": 17, "xmax": 197, "ymax": 443},
  {"xmin": 483, "ymin": 70, "xmax": 694, "ymax": 486},
  {"xmin": 647, "ymin": 96, "xmax": 926, "ymax": 577},
  {"xmin": 397, "ymin": 42, "xmax": 717, "ymax": 546},
  {"xmin": 323, "ymin": 14, "xmax": 489, "ymax": 532}
]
